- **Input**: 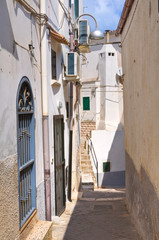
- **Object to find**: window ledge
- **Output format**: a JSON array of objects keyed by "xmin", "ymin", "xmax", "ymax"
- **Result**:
[{"xmin": 51, "ymin": 80, "xmax": 61, "ymax": 87}]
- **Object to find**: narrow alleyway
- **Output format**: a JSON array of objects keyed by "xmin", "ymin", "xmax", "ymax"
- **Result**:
[{"xmin": 52, "ymin": 188, "xmax": 141, "ymax": 240}]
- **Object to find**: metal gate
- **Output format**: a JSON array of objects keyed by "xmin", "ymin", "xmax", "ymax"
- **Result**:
[
  {"xmin": 17, "ymin": 78, "xmax": 36, "ymax": 228},
  {"xmin": 54, "ymin": 115, "xmax": 66, "ymax": 216}
]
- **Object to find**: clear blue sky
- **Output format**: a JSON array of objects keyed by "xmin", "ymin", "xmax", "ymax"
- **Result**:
[{"xmin": 83, "ymin": 0, "xmax": 125, "ymax": 33}]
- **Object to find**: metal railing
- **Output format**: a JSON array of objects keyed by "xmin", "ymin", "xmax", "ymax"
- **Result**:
[{"xmin": 86, "ymin": 134, "xmax": 99, "ymax": 188}]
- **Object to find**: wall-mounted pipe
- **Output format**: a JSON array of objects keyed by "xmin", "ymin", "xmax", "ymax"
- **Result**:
[
  {"xmin": 67, "ymin": 0, "xmax": 74, "ymax": 202},
  {"xmin": 40, "ymin": 0, "xmax": 51, "ymax": 221}
]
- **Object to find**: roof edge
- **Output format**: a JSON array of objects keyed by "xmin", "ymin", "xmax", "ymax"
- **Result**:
[{"xmin": 115, "ymin": 0, "xmax": 134, "ymax": 36}]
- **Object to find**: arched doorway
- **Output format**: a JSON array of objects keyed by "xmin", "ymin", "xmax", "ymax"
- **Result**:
[{"xmin": 17, "ymin": 77, "xmax": 36, "ymax": 228}]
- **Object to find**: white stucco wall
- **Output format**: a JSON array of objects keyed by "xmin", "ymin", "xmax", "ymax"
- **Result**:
[
  {"xmin": 91, "ymin": 130, "xmax": 125, "ymax": 172},
  {"xmin": 0, "ymin": 0, "xmax": 45, "ymax": 238},
  {"xmin": 91, "ymin": 129, "xmax": 125, "ymax": 187},
  {"xmin": 81, "ymin": 33, "xmax": 125, "ymax": 186},
  {"xmin": 81, "ymin": 34, "xmax": 123, "ymax": 130},
  {"xmin": 45, "ymin": 0, "xmax": 83, "ymax": 215},
  {"xmin": 0, "ymin": 1, "xmax": 83, "ymax": 236}
]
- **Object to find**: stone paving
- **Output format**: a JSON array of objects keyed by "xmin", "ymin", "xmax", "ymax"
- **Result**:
[{"xmin": 52, "ymin": 188, "xmax": 141, "ymax": 240}]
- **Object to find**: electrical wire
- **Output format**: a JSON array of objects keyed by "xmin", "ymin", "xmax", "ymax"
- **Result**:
[
  {"xmin": 16, "ymin": 0, "xmax": 48, "ymax": 23},
  {"xmin": 89, "ymin": 42, "xmax": 121, "ymax": 46},
  {"xmin": 14, "ymin": 40, "xmax": 29, "ymax": 52},
  {"xmin": 82, "ymin": 85, "xmax": 123, "ymax": 89},
  {"xmin": 82, "ymin": 91, "xmax": 123, "ymax": 93},
  {"xmin": 57, "ymin": 0, "xmax": 70, "ymax": 21}
]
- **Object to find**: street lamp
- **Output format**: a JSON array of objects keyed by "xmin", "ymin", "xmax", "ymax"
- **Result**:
[{"xmin": 75, "ymin": 13, "xmax": 104, "ymax": 40}]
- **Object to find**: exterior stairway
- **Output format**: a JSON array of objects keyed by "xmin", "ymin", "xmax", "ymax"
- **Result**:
[{"xmin": 80, "ymin": 138, "xmax": 97, "ymax": 190}]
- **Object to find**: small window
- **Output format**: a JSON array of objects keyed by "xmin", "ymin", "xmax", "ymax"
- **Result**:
[
  {"xmin": 108, "ymin": 52, "xmax": 115, "ymax": 56},
  {"xmin": 103, "ymin": 162, "xmax": 110, "ymax": 172},
  {"xmin": 66, "ymin": 102, "xmax": 69, "ymax": 118},
  {"xmin": 51, "ymin": 49, "xmax": 56, "ymax": 79},
  {"xmin": 83, "ymin": 97, "xmax": 90, "ymax": 111}
]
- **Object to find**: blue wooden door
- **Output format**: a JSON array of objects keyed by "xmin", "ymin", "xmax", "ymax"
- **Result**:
[{"xmin": 17, "ymin": 77, "xmax": 36, "ymax": 228}]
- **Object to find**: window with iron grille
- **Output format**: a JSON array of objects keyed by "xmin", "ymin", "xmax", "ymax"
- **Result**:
[
  {"xmin": 51, "ymin": 49, "xmax": 57, "ymax": 79},
  {"xmin": 17, "ymin": 77, "xmax": 36, "ymax": 228}
]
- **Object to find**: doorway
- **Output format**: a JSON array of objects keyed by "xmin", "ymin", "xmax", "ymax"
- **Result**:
[{"xmin": 54, "ymin": 115, "xmax": 66, "ymax": 216}]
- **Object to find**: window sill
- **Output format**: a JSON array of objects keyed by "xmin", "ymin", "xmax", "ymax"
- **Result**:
[{"xmin": 51, "ymin": 80, "xmax": 61, "ymax": 87}]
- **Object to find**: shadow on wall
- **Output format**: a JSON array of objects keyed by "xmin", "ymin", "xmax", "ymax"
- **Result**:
[
  {"xmin": 101, "ymin": 122, "xmax": 125, "ymax": 188},
  {"xmin": 0, "ymin": 1, "xmax": 18, "ymax": 59},
  {"xmin": 125, "ymin": 152, "xmax": 159, "ymax": 240}
]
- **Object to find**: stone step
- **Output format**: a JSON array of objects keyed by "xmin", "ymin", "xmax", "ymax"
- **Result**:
[
  {"xmin": 81, "ymin": 151, "xmax": 87, "ymax": 155},
  {"xmin": 82, "ymin": 170, "xmax": 94, "ymax": 175},
  {"xmin": 81, "ymin": 150, "xmax": 87, "ymax": 155},
  {"xmin": 81, "ymin": 157, "xmax": 91, "ymax": 162},
  {"xmin": 81, "ymin": 162, "xmax": 92, "ymax": 167},
  {"xmin": 20, "ymin": 221, "xmax": 53, "ymax": 240},
  {"xmin": 81, "ymin": 174, "xmax": 94, "ymax": 191},
  {"xmin": 81, "ymin": 162, "xmax": 91, "ymax": 167},
  {"xmin": 81, "ymin": 147, "xmax": 87, "ymax": 152},
  {"xmin": 81, "ymin": 164, "xmax": 93, "ymax": 173},
  {"xmin": 81, "ymin": 155, "xmax": 90, "ymax": 160},
  {"xmin": 81, "ymin": 154, "xmax": 89, "ymax": 157},
  {"xmin": 81, "ymin": 182, "xmax": 94, "ymax": 191}
]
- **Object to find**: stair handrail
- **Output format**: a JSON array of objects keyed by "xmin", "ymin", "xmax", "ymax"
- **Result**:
[{"xmin": 86, "ymin": 134, "xmax": 99, "ymax": 188}]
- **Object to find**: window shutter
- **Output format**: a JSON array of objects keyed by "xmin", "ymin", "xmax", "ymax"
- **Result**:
[
  {"xmin": 51, "ymin": 49, "xmax": 56, "ymax": 79},
  {"xmin": 74, "ymin": 0, "xmax": 79, "ymax": 19},
  {"xmin": 83, "ymin": 97, "xmax": 90, "ymax": 111},
  {"xmin": 69, "ymin": 0, "xmax": 71, "ymax": 8}
]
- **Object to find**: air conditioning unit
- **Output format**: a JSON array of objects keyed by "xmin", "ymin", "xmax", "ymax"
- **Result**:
[
  {"xmin": 64, "ymin": 52, "xmax": 80, "ymax": 81},
  {"xmin": 78, "ymin": 19, "xmax": 90, "ymax": 45}
]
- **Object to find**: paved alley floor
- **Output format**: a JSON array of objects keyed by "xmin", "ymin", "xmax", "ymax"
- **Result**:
[{"xmin": 52, "ymin": 188, "xmax": 141, "ymax": 240}]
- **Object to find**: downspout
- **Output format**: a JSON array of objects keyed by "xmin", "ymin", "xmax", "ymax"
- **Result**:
[
  {"xmin": 68, "ymin": 1, "xmax": 74, "ymax": 202},
  {"xmin": 40, "ymin": 1, "xmax": 51, "ymax": 220}
]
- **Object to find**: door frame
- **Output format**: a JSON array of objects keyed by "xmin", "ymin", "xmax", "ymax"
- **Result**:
[{"xmin": 53, "ymin": 115, "xmax": 66, "ymax": 216}]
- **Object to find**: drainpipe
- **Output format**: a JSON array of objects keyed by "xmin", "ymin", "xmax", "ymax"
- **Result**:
[
  {"xmin": 68, "ymin": 2, "xmax": 74, "ymax": 202},
  {"xmin": 68, "ymin": 80, "xmax": 73, "ymax": 202},
  {"xmin": 40, "ymin": 0, "xmax": 51, "ymax": 220}
]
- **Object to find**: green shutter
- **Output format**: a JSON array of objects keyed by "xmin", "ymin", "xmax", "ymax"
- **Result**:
[
  {"xmin": 74, "ymin": 0, "xmax": 79, "ymax": 19},
  {"xmin": 103, "ymin": 162, "xmax": 110, "ymax": 172},
  {"xmin": 83, "ymin": 97, "xmax": 90, "ymax": 111}
]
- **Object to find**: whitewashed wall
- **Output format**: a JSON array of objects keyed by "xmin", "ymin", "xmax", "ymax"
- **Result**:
[
  {"xmin": 91, "ymin": 130, "xmax": 125, "ymax": 187},
  {"xmin": 81, "ymin": 33, "xmax": 125, "ymax": 187},
  {"xmin": 0, "ymin": 1, "xmax": 44, "ymax": 239}
]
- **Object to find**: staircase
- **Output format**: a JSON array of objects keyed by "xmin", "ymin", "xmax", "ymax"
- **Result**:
[{"xmin": 80, "ymin": 138, "xmax": 97, "ymax": 190}]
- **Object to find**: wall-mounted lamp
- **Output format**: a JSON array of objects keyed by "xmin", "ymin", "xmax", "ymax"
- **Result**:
[
  {"xmin": 57, "ymin": 100, "xmax": 63, "ymax": 109},
  {"xmin": 75, "ymin": 13, "xmax": 104, "ymax": 40}
]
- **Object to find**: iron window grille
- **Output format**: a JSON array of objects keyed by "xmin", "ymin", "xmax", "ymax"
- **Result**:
[{"xmin": 17, "ymin": 77, "xmax": 36, "ymax": 228}]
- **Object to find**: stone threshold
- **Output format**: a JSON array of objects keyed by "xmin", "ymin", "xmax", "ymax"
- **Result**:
[{"xmin": 20, "ymin": 210, "xmax": 53, "ymax": 240}]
